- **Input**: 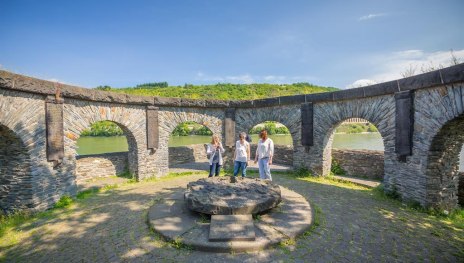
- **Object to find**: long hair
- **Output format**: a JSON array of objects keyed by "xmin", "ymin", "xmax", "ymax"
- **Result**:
[
  {"xmin": 259, "ymin": 130, "xmax": 268, "ymax": 141},
  {"xmin": 211, "ymin": 134, "xmax": 220, "ymax": 145}
]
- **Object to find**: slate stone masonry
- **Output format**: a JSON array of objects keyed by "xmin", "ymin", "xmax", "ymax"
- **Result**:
[
  {"xmin": 76, "ymin": 152, "xmax": 128, "ymax": 182},
  {"xmin": 1, "ymin": 64, "xmax": 464, "ymax": 212}
]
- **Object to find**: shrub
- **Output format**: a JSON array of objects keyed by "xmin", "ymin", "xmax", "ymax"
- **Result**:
[{"xmin": 330, "ymin": 159, "xmax": 346, "ymax": 175}]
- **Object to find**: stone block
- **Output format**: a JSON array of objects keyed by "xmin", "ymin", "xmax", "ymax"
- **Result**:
[
  {"xmin": 305, "ymin": 92, "xmax": 333, "ymax": 103},
  {"xmin": 399, "ymin": 70, "xmax": 442, "ymax": 91},
  {"xmin": 332, "ymin": 87, "xmax": 365, "ymax": 101},
  {"xmin": 229, "ymin": 100, "xmax": 254, "ymax": 108},
  {"xmin": 279, "ymin": 95, "xmax": 305, "ymax": 105},
  {"xmin": 363, "ymin": 80, "xmax": 399, "ymax": 97},
  {"xmin": 154, "ymin": 96, "xmax": 182, "ymax": 106},
  {"xmin": 181, "ymin": 98, "xmax": 206, "ymax": 107},
  {"xmin": 253, "ymin": 97, "xmax": 280, "ymax": 107},
  {"xmin": 209, "ymin": 214, "xmax": 255, "ymax": 242},
  {"xmin": 206, "ymin": 99, "xmax": 230, "ymax": 107},
  {"xmin": 441, "ymin": 63, "xmax": 464, "ymax": 84}
]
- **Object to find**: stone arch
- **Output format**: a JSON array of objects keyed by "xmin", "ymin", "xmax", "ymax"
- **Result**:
[
  {"xmin": 0, "ymin": 124, "xmax": 33, "ymax": 213},
  {"xmin": 235, "ymin": 105, "xmax": 301, "ymax": 167},
  {"xmin": 425, "ymin": 114, "xmax": 464, "ymax": 209},
  {"xmin": 63, "ymin": 100, "xmax": 146, "ymax": 178},
  {"xmin": 159, "ymin": 109, "xmax": 223, "ymax": 138},
  {"xmin": 312, "ymin": 96, "xmax": 396, "ymax": 176},
  {"xmin": 157, "ymin": 108, "xmax": 224, "ymax": 171}
]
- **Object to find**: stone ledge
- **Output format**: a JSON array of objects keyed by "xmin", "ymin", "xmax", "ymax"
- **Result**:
[{"xmin": 1, "ymin": 63, "xmax": 463, "ymax": 108}]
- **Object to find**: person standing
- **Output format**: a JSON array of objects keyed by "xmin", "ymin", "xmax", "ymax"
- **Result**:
[
  {"xmin": 254, "ymin": 130, "xmax": 274, "ymax": 180},
  {"xmin": 207, "ymin": 134, "xmax": 225, "ymax": 177},
  {"xmin": 233, "ymin": 132, "xmax": 251, "ymax": 177}
]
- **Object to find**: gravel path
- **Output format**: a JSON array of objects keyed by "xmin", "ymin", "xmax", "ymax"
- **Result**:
[{"xmin": 2, "ymin": 173, "xmax": 463, "ymax": 262}]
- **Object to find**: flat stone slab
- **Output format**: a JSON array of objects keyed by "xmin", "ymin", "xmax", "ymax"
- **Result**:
[
  {"xmin": 184, "ymin": 177, "xmax": 281, "ymax": 215},
  {"xmin": 209, "ymin": 215, "xmax": 255, "ymax": 242},
  {"xmin": 148, "ymin": 185, "xmax": 312, "ymax": 252}
]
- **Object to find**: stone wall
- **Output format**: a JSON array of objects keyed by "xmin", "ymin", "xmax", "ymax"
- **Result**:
[
  {"xmin": 0, "ymin": 89, "xmax": 77, "ymax": 213},
  {"xmin": 458, "ymin": 172, "xmax": 464, "ymax": 207},
  {"xmin": 2, "ymin": 65, "xmax": 464, "ymax": 212},
  {"xmin": 169, "ymin": 144, "xmax": 208, "ymax": 165},
  {"xmin": 249, "ymin": 144, "xmax": 293, "ymax": 166},
  {"xmin": 168, "ymin": 144, "xmax": 293, "ymax": 166},
  {"xmin": 76, "ymin": 152, "xmax": 128, "ymax": 182},
  {"xmin": 332, "ymin": 149, "xmax": 384, "ymax": 181}
]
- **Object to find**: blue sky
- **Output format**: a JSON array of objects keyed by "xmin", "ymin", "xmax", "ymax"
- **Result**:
[{"xmin": 0, "ymin": 0, "xmax": 463, "ymax": 89}]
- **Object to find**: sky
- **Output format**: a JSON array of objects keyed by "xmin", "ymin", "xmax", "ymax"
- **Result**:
[{"xmin": 0, "ymin": 0, "xmax": 463, "ymax": 89}]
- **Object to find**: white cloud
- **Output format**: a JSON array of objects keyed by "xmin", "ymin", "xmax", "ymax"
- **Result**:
[
  {"xmin": 358, "ymin": 13, "xmax": 387, "ymax": 21},
  {"xmin": 195, "ymin": 72, "xmax": 318, "ymax": 84},
  {"xmin": 346, "ymin": 49, "xmax": 464, "ymax": 89},
  {"xmin": 346, "ymin": 79, "xmax": 378, "ymax": 89}
]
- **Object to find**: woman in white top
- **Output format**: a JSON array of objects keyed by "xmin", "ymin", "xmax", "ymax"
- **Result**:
[
  {"xmin": 233, "ymin": 132, "xmax": 251, "ymax": 177},
  {"xmin": 254, "ymin": 130, "xmax": 274, "ymax": 180},
  {"xmin": 206, "ymin": 134, "xmax": 225, "ymax": 177}
]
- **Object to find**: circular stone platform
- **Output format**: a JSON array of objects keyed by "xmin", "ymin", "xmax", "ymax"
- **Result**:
[
  {"xmin": 148, "ymin": 184, "xmax": 312, "ymax": 253},
  {"xmin": 184, "ymin": 177, "xmax": 282, "ymax": 215}
]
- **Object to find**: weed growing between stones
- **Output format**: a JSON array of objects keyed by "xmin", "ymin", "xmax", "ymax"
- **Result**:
[
  {"xmin": 197, "ymin": 213, "xmax": 210, "ymax": 223},
  {"xmin": 303, "ymin": 204, "xmax": 324, "ymax": 237},
  {"xmin": 292, "ymin": 167, "xmax": 313, "ymax": 178},
  {"xmin": 330, "ymin": 159, "xmax": 346, "ymax": 176},
  {"xmin": 53, "ymin": 195, "xmax": 74, "ymax": 209}
]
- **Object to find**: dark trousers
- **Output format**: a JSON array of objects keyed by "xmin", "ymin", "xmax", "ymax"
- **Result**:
[{"xmin": 208, "ymin": 162, "xmax": 221, "ymax": 177}]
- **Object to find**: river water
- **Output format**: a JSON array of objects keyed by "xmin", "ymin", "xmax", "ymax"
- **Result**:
[
  {"xmin": 77, "ymin": 133, "xmax": 464, "ymax": 170},
  {"xmin": 76, "ymin": 133, "xmax": 384, "ymax": 155}
]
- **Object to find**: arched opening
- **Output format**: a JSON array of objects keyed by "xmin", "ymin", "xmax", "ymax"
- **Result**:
[
  {"xmin": 327, "ymin": 118, "xmax": 385, "ymax": 181},
  {"xmin": 247, "ymin": 121, "xmax": 294, "ymax": 169},
  {"xmin": 426, "ymin": 115, "xmax": 464, "ymax": 209},
  {"xmin": 168, "ymin": 121, "xmax": 214, "ymax": 171},
  {"xmin": 75, "ymin": 120, "xmax": 138, "ymax": 182},
  {"xmin": 0, "ymin": 124, "xmax": 32, "ymax": 214}
]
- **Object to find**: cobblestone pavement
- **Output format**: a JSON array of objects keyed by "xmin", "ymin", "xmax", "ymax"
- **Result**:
[{"xmin": 2, "ymin": 173, "xmax": 463, "ymax": 262}]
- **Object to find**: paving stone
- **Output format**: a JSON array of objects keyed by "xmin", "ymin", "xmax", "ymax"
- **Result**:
[{"xmin": 209, "ymin": 215, "xmax": 255, "ymax": 242}]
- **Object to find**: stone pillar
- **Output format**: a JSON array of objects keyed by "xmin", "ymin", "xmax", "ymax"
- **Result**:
[{"xmin": 223, "ymin": 108, "xmax": 236, "ymax": 169}]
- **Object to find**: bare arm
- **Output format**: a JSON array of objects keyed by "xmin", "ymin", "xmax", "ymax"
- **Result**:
[
  {"xmin": 269, "ymin": 140, "xmax": 274, "ymax": 164},
  {"xmin": 247, "ymin": 143, "xmax": 251, "ymax": 161}
]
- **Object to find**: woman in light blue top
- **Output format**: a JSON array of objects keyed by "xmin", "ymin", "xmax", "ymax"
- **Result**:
[
  {"xmin": 206, "ymin": 134, "xmax": 225, "ymax": 177},
  {"xmin": 254, "ymin": 130, "xmax": 274, "ymax": 180},
  {"xmin": 233, "ymin": 132, "xmax": 251, "ymax": 177}
]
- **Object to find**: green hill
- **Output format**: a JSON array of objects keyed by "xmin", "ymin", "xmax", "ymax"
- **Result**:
[{"xmin": 96, "ymin": 82, "xmax": 338, "ymax": 100}]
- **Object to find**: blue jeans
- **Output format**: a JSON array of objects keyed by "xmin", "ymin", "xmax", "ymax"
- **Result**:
[
  {"xmin": 258, "ymin": 158, "xmax": 272, "ymax": 180},
  {"xmin": 233, "ymin": 161, "xmax": 247, "ymax": 177},
  {"xmin": 208, "ymin": 162, "xmax": 221, "ymax": 177}
]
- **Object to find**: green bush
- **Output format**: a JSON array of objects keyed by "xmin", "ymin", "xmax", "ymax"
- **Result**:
[
  {"xmin": 172, "ymin": 123, "xmax": 190, "ymax": 136},
  {"xmin": 292, "ymin": 167, "xmax": 312, "ymax": 177},
  {"xmin": 330, "ymin": 159, "xmax": 346, "ymax": 175},
  {"xmin": 101, "ymin": 82, "xmax": 338, "ymax": 101},
  {"xmin": 81, "ymin": 121, "xmax": 124, "ymax": 137},
  {"xmin": 195, "ymin": 126, "xmax": 212, "ymax": 136}
]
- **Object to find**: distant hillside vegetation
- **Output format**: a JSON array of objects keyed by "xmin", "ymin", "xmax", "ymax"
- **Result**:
[{"xmin": 95, "ymin": 82, "xmax": 338, "ymax": 100}]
